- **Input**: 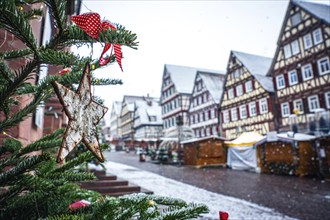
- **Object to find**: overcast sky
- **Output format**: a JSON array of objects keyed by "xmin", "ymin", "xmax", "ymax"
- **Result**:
[{"xmin": 78, "ymin": 0, "xmax": 329, "ymax": 123}]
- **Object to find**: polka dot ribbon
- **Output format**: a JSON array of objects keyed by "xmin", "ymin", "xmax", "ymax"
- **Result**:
[{"xmin": 72, "ymin": 13, "xmax": 123, "ymax": 70}]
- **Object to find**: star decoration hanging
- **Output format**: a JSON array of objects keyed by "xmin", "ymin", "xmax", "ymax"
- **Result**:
[{"xmin": 51, "ymin": 62, "xmax": 108, "ymax": 163}]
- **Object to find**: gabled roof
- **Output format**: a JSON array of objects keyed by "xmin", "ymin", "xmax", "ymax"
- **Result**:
[
  {"xmin": 232, "ymin": 51, "xmax": 274, "ymax": 92},
  {"xmin": 292, "ymin": 0, "xmax": 330, "ymax": 24},
  {"xmin": 198, "ymin": 71, "xmax": 226, "ymax": 104},
  {"xmin": 111, "ymin": 101, "xmax": 122, "ymax": 115},
  {"xmin": 164, "ymin": 64, "xmax": 222, "ymax": 94},
  {"xmin": 134, "ymin": 98, "xmax": 163, "ymax": 127}
]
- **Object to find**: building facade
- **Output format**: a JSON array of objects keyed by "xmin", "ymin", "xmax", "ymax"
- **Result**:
[
  {"xmin": 109, "ymin": 101, "xmax": 122, "ymax": 141},
  {"xmin": 220, "ymin": 51, "xmax": 276, "ymax": 139},
  {"xmin": 188, "ymin": 71, "xmax": 225, "ymax": 138},
  {"xmin": 269, "ymin": 0, "xmax": 330, "ymax": 134},
  {"xmin": 134, "ymin": 97, "xmax": 163, "ymax": 141}
]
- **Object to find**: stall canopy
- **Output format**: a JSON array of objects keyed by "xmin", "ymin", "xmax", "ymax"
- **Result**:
[{"xmin": 225, "ymin": 132, "xmax": 264, "ymax": 172}]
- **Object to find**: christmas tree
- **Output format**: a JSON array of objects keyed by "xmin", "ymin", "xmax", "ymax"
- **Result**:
[{"xmin": 0, "ymin": 0, "xmax": 208, "ymax": 219}]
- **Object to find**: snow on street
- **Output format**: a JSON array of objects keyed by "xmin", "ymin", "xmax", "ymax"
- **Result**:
[{"xmin": 92, "ymin": 161, "xmax": 297, "ymax": 220}]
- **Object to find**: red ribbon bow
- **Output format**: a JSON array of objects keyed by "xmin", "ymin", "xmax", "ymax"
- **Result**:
[{"xmin": 71, "ymin": 13, "xmax": 123, "ymax": 70}]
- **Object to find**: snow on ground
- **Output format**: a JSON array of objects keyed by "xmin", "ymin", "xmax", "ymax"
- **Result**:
[{"xmin": 90, "ymin": 162, "xmax": 297, "ymax": 220}]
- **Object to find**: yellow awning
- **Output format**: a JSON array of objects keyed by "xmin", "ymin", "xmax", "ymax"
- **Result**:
[{"xmin": 225, "ymin": 132, "xmax": 264, "ymax": 147}]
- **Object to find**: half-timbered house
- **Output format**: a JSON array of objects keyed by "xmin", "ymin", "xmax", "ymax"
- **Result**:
[
  {"xmin": 109, "ymin": 101, "xmax": 122, "ymax": 141},
  {"xmin": 134, "ymin": 97, "xmax": 163, "ymax": 141},
  {"xmin": 188, "ymin": 71, "xmax": 226, "ymax": 138},
  {"xmin": 220, "ymin": 51, "xmax": 276, "ymax": 140},
  {"xmin": 269, "ymin": 0, "xmax": 330, "ymax": 133},
  {"xmin": 119, "ymin": 96, "xmax": 143, "ymax": 143}
]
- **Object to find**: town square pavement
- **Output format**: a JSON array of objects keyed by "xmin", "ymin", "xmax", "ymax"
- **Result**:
[{"xmin": 104, "ymin": 151, "xmax": 329, "ymax": 220}]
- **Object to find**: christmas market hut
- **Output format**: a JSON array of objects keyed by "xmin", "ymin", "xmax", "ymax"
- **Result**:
[
  {"xmin": 315, "ymin": 135, "xmax": 330, "ymax": 179},
  {"xmin": 254, "ymin": 132, "xmax": 318, "ymax": 176},
  {"xmin": 225, "ymin": 132, "xmax": 264, "ymax": 172},
  {"xmin": 181, "ymin": 135, "xmax": 227, "ymax": 166}
]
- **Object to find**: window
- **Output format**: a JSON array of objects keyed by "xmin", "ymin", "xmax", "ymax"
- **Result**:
[
  {"xmin": 293, "ymin": 99, "xmax": 304, "ymax": 114},
  {"xmin": 291, "ymin": 13, "xmax": 301, "ymax": 26},
  {"xmin": 245, "ymin": 80, "xmax": 252, "ymax": 92},
  {"xmin": 223, "ymin": 110, "xmax": 229, "ymax": 123},
  {"xmin": 276, "ymin": 74, "xmax": 285, "ymax": 89},
  {"xmin": 210, "ymin": 109, "xmax": 215, "ymax": 118},
  {"xmin": 234, "ymin": 69, "xmax": 242, "ymax": 78},
  {"xmin": 249, "ymin": 102, "xmax": 257, "ymax": 116},
  {"xmin": 231, "ymin": 108, "xmax": 238, "ymax": 121},
  {"xmin": 317, "ymin": 57, "xmax": 330, "ymax": 75},
  {"xmin": 303, "ymin": 33, "xmax": 312, "ymax": 49},
  {"xmin": 259, "ymin": 98, "xmax": 268, "ymax": 114},
  {"xmin": 288, "ymin": 70, "xmax": 298, "ymax": 85},
  {"xmin": 236, "ymin": 85, "xmax": 243, "ymax": 96},
  {"xmin": 291, "ymin": 40, "xmax": 300, "ymax": 55},
  {"xmin": 228, "ymin": 88, "xmax": 234, "ymax": 99},
  {"xmin": 239, "ymin": 105, "xmax": 247, "ymax": 119},
  {"xmin": 308, "ymin": 95, "xmax": 320, "ymax": 112},
  {"xmin": 284, "ymin": 44, "xmax": 292, "ymax": 59},
  {"xmin": 313, "ymin": 28, "xmax": 322, "ymax": 45},
  {"xmin": 301, "ymin": 64, "xmax": 313, "ymax": 81},
  {"xmin": 325, "ymin": 92, "xmax": 330, "ymax": 109},
  {"xmin": 281, "ymin": 102, "xmax": 290, "ymax": 117}
]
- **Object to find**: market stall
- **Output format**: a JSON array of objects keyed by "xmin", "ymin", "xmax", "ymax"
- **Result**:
[{"xmin": 225, "ymin": 132, "xmax": 264, "ymax": 172}]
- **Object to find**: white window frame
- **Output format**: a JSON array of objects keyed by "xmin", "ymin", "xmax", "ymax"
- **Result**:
[
  {"xmin": 281, "ymin": 102, "xmax": 290, "ymax": 117},
  {"xmin": 303, "ymin": 33, "xmax": 312, "ymax": 50},
  {"xmin": 284, "ymin": 44, "xmax": 292, "ymax": 59},
  {"xmin": 230, "ymin": 108, "xmax": 238, "ymax": 121},
  {"xmin": 308, "ymin": 95, "xmax": 320, "ymax": 112},
  {"xmin": 276, "ymin": 74, "xmax": 285, "ymax": 89},
  {"xmin": 288, "ymin": 70, "xmax": 298, "ymax": 85},
  {"xmin": 317, "ymin": 57, "xmax": 330, "ymax": 75},
  {"xmin": 249, "ymin": 102, "xmax": 257, "ymax": 116},
  {"xmin": 313, "ymin": 28, "xmax": 323, "ymax": 45},
  {"xmin": 291, "ymin": 40, "xmax": 300, "ymax": 55},
  {"xmin": 228, "ymin": 88, "xmax": 234, "ymax": 99},
  {"xmin": 259, "ymin": 98, "xmax": 268, "ymax": 114},
  {"xmin": 325, "ymin": 92, "xmax": 330, "ymax": 109},
  {"xmin": 239, "ymin": 105, "xmax": 247, "ymax": 119},
  {"xmin": 245, "ymin": 80, "xmax": 252, "ymax": 92},
  {"xmin": 301, "ymin": 64, "xmax": 313, "ymax": 81},
  {"xmin": 223, "ymin": 110, "xmax": 230, "ymax": 123},
  {"xmin": 236, "ymin": 84, "xmax": 243, "ymax": 96},
  {"xmin": 293, "ymin": 99, "xmax": 304, "ymax": 114}
]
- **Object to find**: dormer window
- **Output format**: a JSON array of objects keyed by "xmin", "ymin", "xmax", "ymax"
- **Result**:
[{"xmin": 291, "ymin": 13, "xmax": 301, "ymax": 26}]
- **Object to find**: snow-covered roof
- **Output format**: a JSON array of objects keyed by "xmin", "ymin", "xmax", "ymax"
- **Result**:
[
  {"xmin": 254, "ymin": 132, "xmax": 316, "ymax": 146},
  {"xmin": 232, "ymin": 51, "xmax": 274, "ymax": 92},
  {"xmin": 112, "ymin": 101, "xmax": 122, "ymax": 114},
  {"xmin": 164, "ymin": 64, "xmax": 222, "ymax": 94},
  {"xmin": 181, "ymin": 135, "xmax": 226, "ymax": 144},
  {"xmin": 134, "ymin": 98, "xmax": 163, "ymax": 127},
  {"xmin": 198, "ymin": 71, "xmax": 226, "ymax": 104},
  {"xmin": 293, "ymin": 0, "xmax": 330, "ymax": 24},
  {"xmin": 277, "ymin": 132, "xmax": 316, "ymax": 141}
]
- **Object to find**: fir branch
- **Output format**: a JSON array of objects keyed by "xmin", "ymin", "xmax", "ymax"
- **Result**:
[
  {"xmin": 0, "ymin": 138, "xmax": 22, "ymax": 155},
  {"xmin": 0, "ymin": 48, "xmax": 33, "ymax": 60},
  {"xmin": 91, "ymin": 78, "xmax": 123, "ymax": 86},
  {"xmin": 52, "ymin": 151, "xmax": 95, "ymax": 174},
  {"xmin": 0, "ymin": 153, "xmax": 51, "ymax": 186},
  {"xmin": 157, "ymin": 203, "xmax": 209, "ymax": 220},
  {"xmin": 0, "ymin": 86, "xmax": 51, "ymax": 132},
  {"xmin": 0, "ymin": 61, "xmax": 14, "ymax": 83},
  {"xmin": 38, "ymin": 49, "xmax": 82, "ymax": 66},
  {"xmin": 46, "ymin": 171, "xmax": 95, "ymax": 182},
  {"xmin": 23, "ymin": 8, "xmax": 43, "ymax": 20},
  {"xmin": 0, "ymin": 60, "xmax": 38, "ymax": 110},
  {"xmin": 0, "ymin": 1, "xmax": 37, "ymax": 51},
  {"xmin": 18, "ymin": 139, "xmax": 62, "ymax": 157},
  {"xmin": 43, "ymin": 0, "xmax": 66, "ymax": 33}
]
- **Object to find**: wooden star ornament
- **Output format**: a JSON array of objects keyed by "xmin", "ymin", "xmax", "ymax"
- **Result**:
[{"xmin": 51, "ymin": 62, "xmax": 108, "ymax": 163}]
